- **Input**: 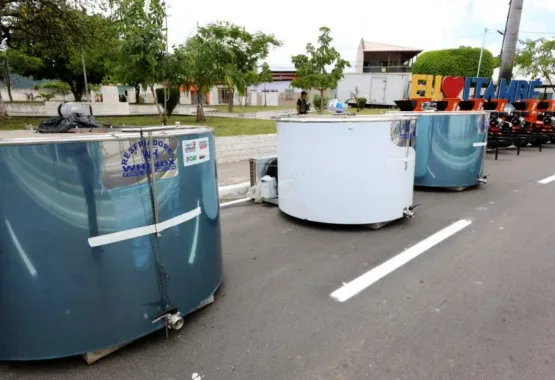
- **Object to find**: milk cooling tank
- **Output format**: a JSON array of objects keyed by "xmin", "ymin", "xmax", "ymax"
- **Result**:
[
  {"xmin": 0, "ymin": 127, "xmax": 223, "ymax": 361},
  {"xmin": 411, "ymin": 112, "xmax": 489, "ymax": 190},
  {"xmin": 277, "ymin": 115, "xmax": 417, "ymax": 226}
]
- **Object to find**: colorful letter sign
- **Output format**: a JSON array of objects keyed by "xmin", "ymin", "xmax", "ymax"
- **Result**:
[{"xmin": 410, "ymin": 74, "xmax": 543, "ymax": 103}]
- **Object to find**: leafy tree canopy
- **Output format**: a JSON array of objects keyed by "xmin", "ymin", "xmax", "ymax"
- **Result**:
[
  {"xmin": 1, "ymin": 0, "xmax": 109, "ymax": 49},
  {"xmin": 113, "ymin": 0, "xmax": 170, "ymax": 123},
  {"xmin": 291, "ymin": 26, "xmax": 350, "ymax": 113},
  {"xmin": 412, "ymin": 47, "xmax": 495, "ymax": 78},
  {"xmin": 196, "ymin": 21, "xmax": 282, "ymax": 111},
  {"xmin": 516, "ymin": 37, "xmax": 555, "ymax": 91},
  {"xmin": 8, "ymin": 10, "xmax": 119, "ymax": 101},
  {"xmin": 171, "ymin": 35, "xmax": 229, "ymax": 122}
]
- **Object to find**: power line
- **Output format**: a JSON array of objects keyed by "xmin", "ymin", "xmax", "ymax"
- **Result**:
[{"xmin": 519, "ymin": 31, "xmax": 555, "ymax": 35}]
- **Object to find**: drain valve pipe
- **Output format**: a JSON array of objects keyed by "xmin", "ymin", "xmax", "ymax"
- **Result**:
[
  {"xmin": 403, "ymin": 204, "xmax": 420, "ymax": 219},
  {"xmin": 167, "ymin": 312, "xmax": 185, "ymax": 330},
  {"xmin": 478, "ymin": 175, "xmax": 488, "ymax": 185},
  {"xmin": 152, "ymin": 310, "xmax": 185, "ymax": 330}
]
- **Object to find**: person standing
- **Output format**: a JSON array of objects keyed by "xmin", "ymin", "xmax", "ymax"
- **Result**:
[{"xmin": 296, "ymin": 91, "xmax": 310, "ymax": 115}]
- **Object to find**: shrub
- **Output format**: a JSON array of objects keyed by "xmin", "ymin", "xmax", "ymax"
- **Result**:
[
  {"xmin": 313, "ymin": 94, "xmax": 329, "ymax": 110},
  {"xmin": 156, "ymin": 87, "xmax": 181, "ymax": 116},
  {"xmin": 412, "ymin": 46, "xmax": 495, "ymax": 78},
  {"xmin": 357, "ymin": 97, "xmax": 367, "ymax": 109}
]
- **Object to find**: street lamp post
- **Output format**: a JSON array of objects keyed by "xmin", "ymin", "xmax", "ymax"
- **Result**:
[{"xmin": 477, "ymin": 28, "xmax": 504, "ymax": 77}]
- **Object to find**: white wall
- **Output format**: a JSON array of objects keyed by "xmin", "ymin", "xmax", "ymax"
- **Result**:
[
  {"xmin": 251, "ymin": 81, "xmax": 301, "ymax": 93},
  {"xmin": 250, "ymin": 90, "xmax": 258, "ymax": 106},
  {"xmin": 0, "ymin": 88, "xmax": 79, "ymax": 102},
  {"xmin": 337, "ymin": 73, "xmax": 410, "ymax": 106},
  {"xmin": 264, "ymin": 92, "xmax": 279, "ymax": 106}
]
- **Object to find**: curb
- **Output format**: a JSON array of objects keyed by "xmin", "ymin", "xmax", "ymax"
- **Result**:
[{"xmin": 218, "ymin": 181, "xmax": 251, "ymax": 198}]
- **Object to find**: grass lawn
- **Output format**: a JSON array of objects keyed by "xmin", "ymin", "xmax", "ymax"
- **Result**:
[
  {"xmin": 209, "ymin": 105, "xmax": 293, "ymax": 113},
  {"xmin": 349, "ymin": 108, "xmax": 398, "ymax": 115},
  {"xmin": 5, "ymin": 101, "xmax": 46, "ymax": 105},
  {"xmin": 0, "ymin": 115, "xmax": 277, "ymax": 137}
]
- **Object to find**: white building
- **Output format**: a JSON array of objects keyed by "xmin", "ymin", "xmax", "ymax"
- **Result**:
[{"xmin": 337, "ymin": 39, "xmax": 422, "ymax": 107}]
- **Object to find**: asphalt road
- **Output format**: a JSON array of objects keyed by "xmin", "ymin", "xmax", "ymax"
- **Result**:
[{"xmin": 3, "ymin": 146, "xmax": 555, "ymax": 380}]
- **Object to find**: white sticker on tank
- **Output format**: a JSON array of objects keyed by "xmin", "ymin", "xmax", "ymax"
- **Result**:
[{"xmin": 182, "ymin": 138, "xmax": 211, "ymax": 167}]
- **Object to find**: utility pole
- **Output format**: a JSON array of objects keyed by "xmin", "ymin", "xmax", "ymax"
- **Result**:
[
  {"xmin": 498, "ymin": 0, "xmax": 524, "ymax": 84},
  {"xmin": 81, "ymin": 49, "xmax": 89, "ymax": 103}
]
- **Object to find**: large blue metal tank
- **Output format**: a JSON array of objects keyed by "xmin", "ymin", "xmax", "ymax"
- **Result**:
[
  {"xmin": 0, "ymin": 127, "xmax": 223, "ymax": 361},
  {"xmin": 395, "ymin": 112, "xmax": 488, "ymax": 189}
]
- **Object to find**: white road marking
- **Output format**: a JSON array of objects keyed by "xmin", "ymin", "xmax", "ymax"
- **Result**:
[
  {"xmin": 330, "ymin": 219, "xmax": 473, "ymax": 303},
  {"xmin": 218, "ymin": 181, "xmax": 250, "ymax": 198},
  {"xmin": 538, "ymin": 174, "xmax": 555, "ymax": 184},
  {"xmin": 88, "ymin": 207, "xmax": 201, "ymax": 247},
  {"xmin": 220, "ymin": 198, "xmax": 252, "ymax": 208}
]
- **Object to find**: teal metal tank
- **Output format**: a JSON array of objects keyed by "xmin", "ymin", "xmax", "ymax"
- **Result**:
[
  {"xmin": 0, "ymin": 127, "xmax": 223, "ymax": 361},
  {"xmin": 391, "ymin": 111, "xmax": 489, "ymax": 190}
]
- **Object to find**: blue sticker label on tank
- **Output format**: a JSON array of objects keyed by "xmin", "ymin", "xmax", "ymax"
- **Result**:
[{"xmin": 121, "ymin": 139, "xmax": 177, "ymax": 178}]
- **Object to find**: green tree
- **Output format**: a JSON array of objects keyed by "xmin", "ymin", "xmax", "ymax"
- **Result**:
[
  {"xmin": 198, "ymin": 22, "xmax": 281, "ymax": 112},
  {"xmin": 115, "ymin": 0, "xmax": 169, "ymax": 124},
  {"xmin": 291, "ymin": 26, "xmax": 350, "ymax": 114},
  {"xmin": 255, "ymin": 62, "xmax": 273, "ymax": 107},
  {"xmin": 412, "ymin": 47, "xmax": 495, "ymax": 78},
  {"xmin": 10, "ymin": 11, "xmax": 119, "ymax": 102},
  {"xmin": 0, "ymin": 0, "xmax": 107, "ymax": 48},
  {"xmin": 0, "ymin": 1, "xmax": 106, "ymax": 116},
  {"xmin": 516, "ymin": 38, "xmax": 555, "ymax": 93},
  {"xmin": 172, "ymin": 37, "xmax": 228, "ymax": 123},
  {"xmin": 156, "ymin": 87, "xmax": 180, "ymax": 117},
  {"xmin": 0, "ymin": 49, "xmax": 42, "ymax": 102},
  {"xmin": 240, "ymin": 62, "xmax": 273, "ymax": 107},
  {"xmin": 42, "ymin": 81, "xmax": 72, "ymax": 101}
]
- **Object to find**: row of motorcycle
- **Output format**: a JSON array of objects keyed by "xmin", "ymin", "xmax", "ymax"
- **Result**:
[{"xmin": 394, "ymin": 97, "xmax": 555, "ymax": 149}]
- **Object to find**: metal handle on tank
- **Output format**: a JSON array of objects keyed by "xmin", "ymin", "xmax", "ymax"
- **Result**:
[
  {"xmin": 149, "ymin": 132, "xmax": 162, "ymax": 237},
  {"xmin": 403, "ymin": 118, "xmax": 416, "ymax": 170}
]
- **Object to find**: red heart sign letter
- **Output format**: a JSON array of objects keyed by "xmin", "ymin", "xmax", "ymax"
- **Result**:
[{"xmin": 442, "ymin": 76, "xmax": 465, "ymax": 98}]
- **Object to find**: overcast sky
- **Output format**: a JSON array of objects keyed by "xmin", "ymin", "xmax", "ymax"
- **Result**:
[{"xmin": 164, "ymin": 0, "xmax": 555, "ymax": 72}]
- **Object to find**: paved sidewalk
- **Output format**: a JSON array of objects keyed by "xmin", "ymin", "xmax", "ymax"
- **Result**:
[{"xmin": 217, "ymin": 160, "xmax": 250, "ymax": 186}]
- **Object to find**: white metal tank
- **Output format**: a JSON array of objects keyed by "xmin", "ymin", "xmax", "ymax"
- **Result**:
[{"xmin": 277, "ymin": 115, "xmax": 417, "ymax": 225}]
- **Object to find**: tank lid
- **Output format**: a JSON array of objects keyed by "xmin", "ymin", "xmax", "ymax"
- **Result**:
[
  {"xmin": 277, "ymin": 115, "xmax": 416, "ymax": 123},
  {"xmin": 0, "ymin": 126, "xmax": 213, "ymax": 146}
]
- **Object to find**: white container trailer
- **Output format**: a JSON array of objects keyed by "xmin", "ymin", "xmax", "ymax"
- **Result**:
[{"xmin": 336, "ymin": 73, "xmax": 411, "ymax": 107}]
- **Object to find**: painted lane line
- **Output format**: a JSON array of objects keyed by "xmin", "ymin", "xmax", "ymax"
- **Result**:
[
  {"xmin": 330, "ymin": 219, "xmax": 473, "ymax": 303},
  {"xmin": 220, "ymin": 198, "xmax": 252, "ymax": 208},
  {"xmin": 88, "ymin": 207, "xmax": 201, "ymax": 247},
  {"xmin": 218, "ymin": 181, "xmax": 251, "ymax": 198},
  {"xmin": 473, "ymin": 142, "xmax": 487, "ymax": 147},
  {"xmin": 538, "ymin": 174, "xmax": 555, "ymax": 184}
]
